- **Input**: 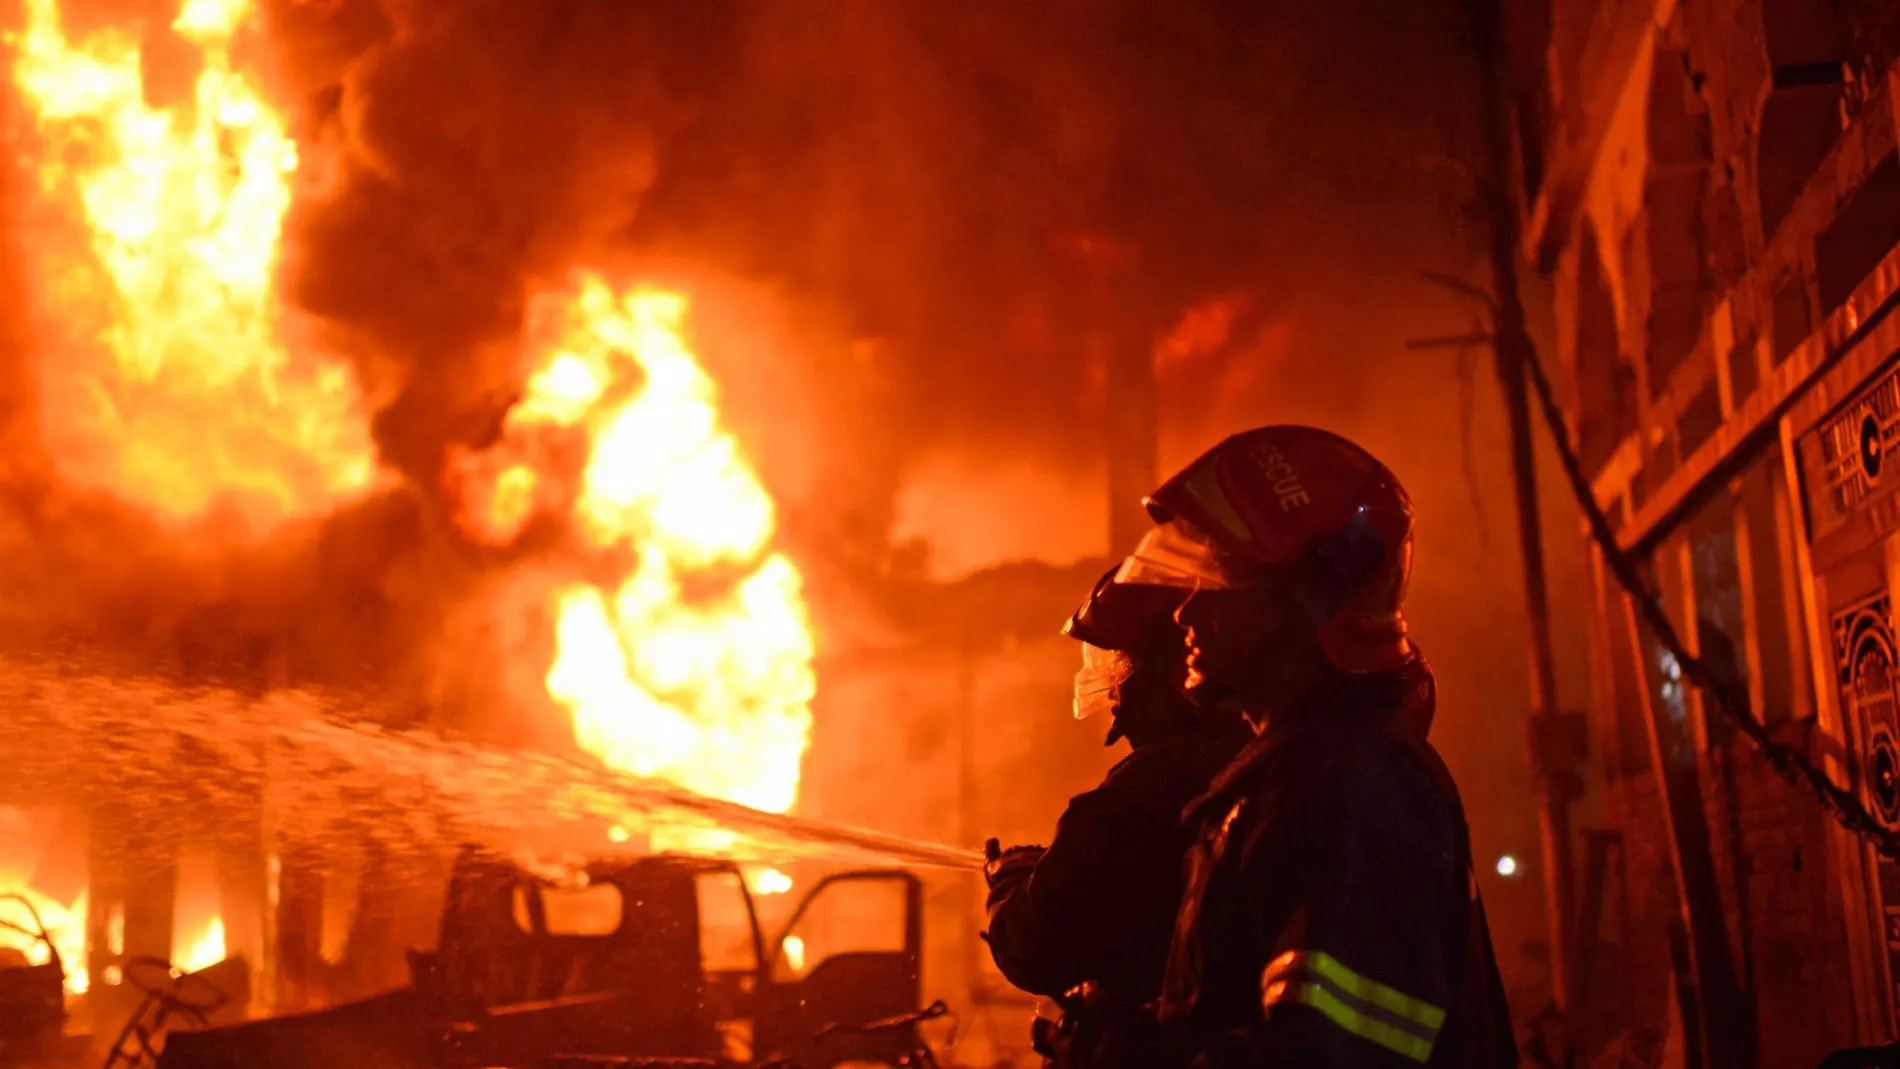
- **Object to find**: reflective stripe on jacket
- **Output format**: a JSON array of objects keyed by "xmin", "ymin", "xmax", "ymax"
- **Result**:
[{"xmin": 1160, "ymin": 686, "xmax": 1517, "ymax": 1069}]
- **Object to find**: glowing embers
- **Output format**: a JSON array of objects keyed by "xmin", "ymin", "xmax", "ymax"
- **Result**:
[
  {"xmin": 10, "ymin": 0, "xmax": 375, "ymax": 527},
  {"xmin": 449, "ymin": 277, "xmax": 815, "ymax": 815}
]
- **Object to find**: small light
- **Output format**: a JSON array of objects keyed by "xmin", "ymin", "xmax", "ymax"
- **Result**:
[
  {"xmin": 1495, "ymin": 854, "xmax": 1519, "ymax": 877},
  {"xmin": 782, "ymin": 935, "xmax": 806, "ymax": 973},
  {"xmin": 607, "ymin": 826, "xmax": 630, "ymax": 844},
  {"xmin": 750, "ymin": 868, "xmax": 793, "ymax": 895}
]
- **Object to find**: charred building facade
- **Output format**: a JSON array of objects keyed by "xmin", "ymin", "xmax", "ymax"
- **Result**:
[{"xmin": 1518, "ymin": 0, "xmax": 1900, "ymax": 1062}]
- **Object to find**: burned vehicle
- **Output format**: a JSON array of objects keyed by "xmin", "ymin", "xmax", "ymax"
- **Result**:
[{"xmin": 157, "ymin": 847, "xmax": 936, "ymax": 1069}]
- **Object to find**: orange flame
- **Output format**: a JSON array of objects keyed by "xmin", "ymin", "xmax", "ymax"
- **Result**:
[
  {"xmin": 10, "ymin": 0, "xmax": 376, "ymax": 526},
  {"xmin": 0, "ymin": 883, "xmax": 87, "ymax": 994},
  {"xmin": 174, "ymin": 915, "xmax": 225, "ymax": 974},
  {"xmin": 452, "ymin": 277, "xmax": 816, "ymax": 814}
]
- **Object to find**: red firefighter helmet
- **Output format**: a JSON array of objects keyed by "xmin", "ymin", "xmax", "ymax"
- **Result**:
[{"xmin": 1117, "ymin": 425, "xmax": 1415, "ymax": 674}]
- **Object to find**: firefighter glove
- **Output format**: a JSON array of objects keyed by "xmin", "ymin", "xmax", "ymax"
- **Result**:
[{"xmin": 983, "ymin": 842, "xmax": 1045, "ymax": 895}]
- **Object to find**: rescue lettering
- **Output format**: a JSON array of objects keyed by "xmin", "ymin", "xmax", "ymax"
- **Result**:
[{"xmin": 1248, "ymin": 443, "xmax": 1310, "ymax": 511}]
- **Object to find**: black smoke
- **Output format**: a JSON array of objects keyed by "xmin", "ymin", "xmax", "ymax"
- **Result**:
[{"xmin": 258, "ymin": 0, "xmax": 1486, "ymax": 562}]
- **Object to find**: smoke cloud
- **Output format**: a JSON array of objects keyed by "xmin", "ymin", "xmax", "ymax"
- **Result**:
[
  {"xmin": 258, "ymin": 1, "xmax": 1425, "ymax": 519},
  {"xmin": 266, "ymin": 0, "xmax": 723, "ymax": 479}
]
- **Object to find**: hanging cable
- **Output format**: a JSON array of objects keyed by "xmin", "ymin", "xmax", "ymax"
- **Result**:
[{"xmin": 1504, "ymin": 323, "xmax": 1900, "ymax": 859}]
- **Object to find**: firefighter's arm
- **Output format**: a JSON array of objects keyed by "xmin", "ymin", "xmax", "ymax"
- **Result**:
[
  {"xmin": 982, "ymin": 805, "xmax": 1094, "ymax": 996},
  {"xmin": 984, "ymin": 756, "xmax": 1188, "ymax": 997},
  {"xmin": 1223, "ymin": 754, "xmax": 1463, "ymax": 1068}
]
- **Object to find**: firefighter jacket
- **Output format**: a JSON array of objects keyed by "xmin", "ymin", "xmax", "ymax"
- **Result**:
[
  {"xmin": 1158, "ymin": 679, "xmax": 1517, "ymax": 1068},
  {"xmin": 985, "ymin": 718, "xmax": 1251, "ymax": 1005}
]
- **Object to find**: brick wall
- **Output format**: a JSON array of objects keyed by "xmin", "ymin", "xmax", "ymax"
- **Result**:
[
  {"xmin": 1704, "ymin": 738, "xmax": 1858, "ymax": 1066},
  {"xmin": 1544, "ymin": 0, "xmax": 1900, "ymax": 1058},
  {"xmin": 1597, "ymin": 773, "xmax": 1677, "ymax": 1043},
  {"xmin": 1596, "ymin": 739, "xmax": 1858, "ymax": 1064}
]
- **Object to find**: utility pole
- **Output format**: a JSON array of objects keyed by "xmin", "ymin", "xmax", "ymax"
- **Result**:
[{"xmin": 1460, "ymin": 0, "xmax": 1583, "ymax": 1018}]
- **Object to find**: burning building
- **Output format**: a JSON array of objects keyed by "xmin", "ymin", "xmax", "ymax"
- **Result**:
[
  {"xmin": 0, "ymin": 1, "xmax": 1150, "ymax": 1064},
  {"xmin": 0, "ymin": 0, "xmax": 893, "ymax": 1053},
  {"xmin": 0, "ymin": 0, "xmax": 1582, "ymax": 1063},
  {"xmin": 1514, "ymin": 0, "xmax": 1900, "ymax": 1062}
]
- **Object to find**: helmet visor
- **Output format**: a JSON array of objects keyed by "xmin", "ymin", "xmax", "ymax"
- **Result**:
[
  {"xmin": 1073, "ymin": 642, "xmax": 1135, "ymax": 720},
  {"xmin": 1113, "ymin": 519, "xmax": 1262, "ymax": 591}
]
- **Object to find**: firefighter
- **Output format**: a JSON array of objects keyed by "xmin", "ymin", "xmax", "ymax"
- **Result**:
[
  {"xmin": 983, "ymin": 564, "xmax": 1251, "ymax": 1067},
  {"xmin": 1117, "ymin": 425, "xmax": 1516, "ymax": 1067}
]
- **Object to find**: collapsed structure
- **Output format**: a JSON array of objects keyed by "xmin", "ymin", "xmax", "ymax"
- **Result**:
[{"xmin": 1515, "ymin": 0, "xmax": 1900, "ymax": 1062}]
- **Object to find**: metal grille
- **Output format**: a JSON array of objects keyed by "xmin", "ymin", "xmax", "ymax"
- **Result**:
[
  {"xmin": 1810, "ymin": 365, "xmax": 1900, "ymax": 537},
  {"xmin": 1831, "ymin": 592, "xmax": 1900, "ymax": 1019}
]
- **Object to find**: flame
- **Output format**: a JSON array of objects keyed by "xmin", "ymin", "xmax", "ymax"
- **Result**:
[
  {"xmin": 9, "ymin": 0, "xmax": 376, "ymax": 526},
  {"xmin": 450, "ymin": 277, "xmax": 815, "ymax": 814},
  {"xmin": 174, "ymin": 915, "xmax": 225, "ymax": 974},
  {"xmin": 0, "ymin": 883, "xmax": 87, "ymax": 994},
  {"xmin": 749, "ymin": 868, "xmax": 793, "ymax": 896}
]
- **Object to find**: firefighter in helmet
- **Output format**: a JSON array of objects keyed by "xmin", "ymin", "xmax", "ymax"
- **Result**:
[
  {"xmin": 983, "ymin": 564, "xmax": 1251, "ymax": 1066},
  {"xmin": 1120, "ymin": 425, "xmax": 1516, "ymax": 1067}
]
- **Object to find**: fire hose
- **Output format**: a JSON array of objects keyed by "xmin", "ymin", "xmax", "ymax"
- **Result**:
[
  {"xmin": 650, "ymin": 798, "xmax": 985, "ymax": 873},
  {"xmin": 0, "ymin": 670, "xmax": 990, "ymax": 877}
]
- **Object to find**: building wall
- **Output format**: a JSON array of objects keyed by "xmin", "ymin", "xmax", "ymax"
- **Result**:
[
  {"xmin": 1530, "ymin": 0, "xmax": 1900, "ymax": 1058},
  {"xmin": 1704, "ymin": 741, "xmax": 1858, "ymax": 1069},
  {"xmin": 1593, "ymin": 775, "xmax": 1675, "ymax": 1043},
  {"xmin": 1597, "ymin": 745, "xmax": 1855, "ymax": 1067}
]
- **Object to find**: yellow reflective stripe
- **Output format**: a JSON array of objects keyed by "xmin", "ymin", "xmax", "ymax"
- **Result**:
[
  {"xmin": 1263, "ymin": 950, "xmax": 1447, "ymax": 1031},
  {"xmin": 1263, "ymin": 978, "xmax": 1436, "ymax": 1063}
]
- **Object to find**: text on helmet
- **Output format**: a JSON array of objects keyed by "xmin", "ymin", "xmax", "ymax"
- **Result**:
[{"xmin": 1248, "ymin": 443, "xmax": 1311, "ymax": 511}]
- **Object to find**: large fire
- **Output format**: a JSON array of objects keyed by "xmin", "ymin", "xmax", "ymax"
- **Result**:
[
  {"xmin": 450, "ymin": 277, "xmax": 817, "ymax": 815},
  {"xmin": 9, "ymin": 0, "xmax": 815, "ymax": 816},
  {"xmin": 10, "ymin": 0, "xmax": 376, "ymax": 527},
  {"xmin": 2, "ymin": 0, "xmax": 817, "ymax": 998}
]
